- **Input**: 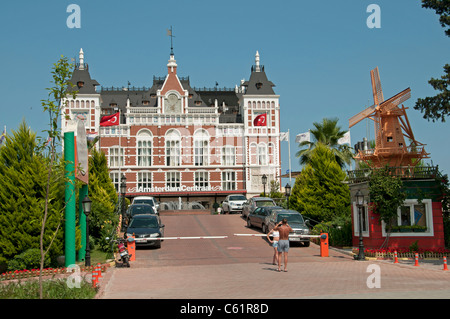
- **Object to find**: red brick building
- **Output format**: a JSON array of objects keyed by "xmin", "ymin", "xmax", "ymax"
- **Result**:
[{"xmin": 62, "ymin": 49, "xmax": 282, "ymax": 209}]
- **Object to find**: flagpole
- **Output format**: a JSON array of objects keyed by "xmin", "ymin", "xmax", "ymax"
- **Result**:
[{"xmin": 288, "ymin": 129, "xmax": 292, "ymax": 184}]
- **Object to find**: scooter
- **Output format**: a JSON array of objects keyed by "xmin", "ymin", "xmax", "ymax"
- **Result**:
[{"xmin": 114, "ymin": 238, "xmax": 132, "ymax": 268}]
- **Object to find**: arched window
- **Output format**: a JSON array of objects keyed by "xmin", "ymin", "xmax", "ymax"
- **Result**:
[
  {"xmin": 165, "ymin": 129, "xmax": 181, "ymax": 166},
  {"xmin": 137, "ymin": 129, "xmax": 153, "ymax": 167},
  {"xmin": 194, "ymin": 129, "xmax": 209, "ymax": 166}
]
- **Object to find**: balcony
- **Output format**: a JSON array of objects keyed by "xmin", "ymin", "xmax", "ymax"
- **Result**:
[{"xmin": 347, "ymin": 166, "xmax": 439, "ymax": 184}]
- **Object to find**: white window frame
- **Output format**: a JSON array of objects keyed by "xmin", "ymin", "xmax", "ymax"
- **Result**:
[
  {"xmin": 381, "ymin": 199, "xmax": 434, "ymax": 237},
  {"xmin": 222, "ymin": 171, "xmax": 236, "ymax": 191},
  {"xmin": 222, "ymin": 145, "xmax": 235, "ymax": 166},
  {"xmin": 195, "ymin": 171, "xmax": 209, "ymax": 188},
  {"xmin": 352, "ymin": 203, "xmax": 369, "ymax": 237},
  {"xmin": 108, "ymin": 146, "xmax": 124, "ymax": 168},
  {"xmin": 165, "ymin": 130, "xmax": 181, "ymax": 167},
  {"xmin": 166, "ymin": 171, "xmax": 181, "ymax": 188},
  {"xmin": 137, "ymin": 171, "xmax": 152, "ymax": 191}
]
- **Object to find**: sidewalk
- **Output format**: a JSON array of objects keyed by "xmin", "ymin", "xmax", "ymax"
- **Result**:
[{"xmin": 97, "ymin": 247, "xmax": 450, "ymax": 299}]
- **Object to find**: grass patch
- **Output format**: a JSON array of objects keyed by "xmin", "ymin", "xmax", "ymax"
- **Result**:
[{"xmin": 0, "ymin": 277, "xmax": 97, "ymax": 299}]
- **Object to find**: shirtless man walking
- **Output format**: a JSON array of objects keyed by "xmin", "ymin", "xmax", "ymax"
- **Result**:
[{"xmin": 274, "ymin": 218, "xmax": 293, "ymax": 272}]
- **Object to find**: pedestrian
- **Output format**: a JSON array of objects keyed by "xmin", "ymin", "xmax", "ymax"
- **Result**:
[
  {"xmin": 266, "ymin": 228, "xmax": 280, "ymax": 266},
  {"xmin": 274, "ymin": 218, "xmax": 293, "ymax": 272}
]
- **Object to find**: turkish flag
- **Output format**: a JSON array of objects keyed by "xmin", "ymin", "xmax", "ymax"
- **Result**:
[
  {"xmin": 100, "ymin": 112, "xmax": 120, "ymax": 126},
  {"xmin": 253, "ymin": 113, "xmax": 267, "ymax": 126}
]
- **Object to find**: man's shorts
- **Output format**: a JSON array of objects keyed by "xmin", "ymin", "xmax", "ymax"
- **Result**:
[{"xmin": 278, "ymin": 240, "xmax": 290, "ymax": 253}]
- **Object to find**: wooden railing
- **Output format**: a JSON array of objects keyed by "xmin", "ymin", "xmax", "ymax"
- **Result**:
[{"xmin": 347, "ymin": 166, "xmax": 439, "ymax": 183}]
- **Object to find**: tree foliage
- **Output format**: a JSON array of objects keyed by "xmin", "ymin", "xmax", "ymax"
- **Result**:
[
  {"xmin": 88, "ymin": 147, "xmax": 119, "ymax": 250},
  {"xmin": 290, "ymin": 143, "xmax": 350, "ymax": 223},
  {"xmin": 414, "ymin": 1, "xmax": 450, "ymax": 122},
  {"xmin": 368, "ymin": 167, "xmax": 407, "ymax": 235},
  {"xmin": 296, "ymin": 117, "xmax": 352, "ymax": 168},
  {"xmin": 0, "ymin": 122, "xmax": 65, "ymax": 266}
]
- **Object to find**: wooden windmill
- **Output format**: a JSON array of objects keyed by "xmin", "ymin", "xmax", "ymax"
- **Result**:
[{"xmin": 349, "ymin": 67, "xmax": 429, "ymax": 168}]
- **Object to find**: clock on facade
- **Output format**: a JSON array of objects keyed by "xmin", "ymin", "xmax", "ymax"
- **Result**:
[{"xmin": 165, "ymin": 93, "xmax": 181, "ymax": 113}]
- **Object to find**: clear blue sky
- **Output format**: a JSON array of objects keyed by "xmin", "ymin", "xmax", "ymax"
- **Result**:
[{"xmin": 1, "ymin": 0, "xmax": 449, "ymax": 178}]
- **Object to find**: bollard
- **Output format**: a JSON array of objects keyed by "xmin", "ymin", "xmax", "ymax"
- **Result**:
[
  {"xmin": 414, "ymin": 253, "xmax": 419, "ymax": 266},
  {"xmin": 127, "ymin": 235, "xmax": 136, "ymax": 262},
  {"xmin": 91, "ymin": 267, "xmax": 98, "ymax": 288},
  {"xmin": 394, "ymin": 251, "xmax": 399, "ymax": 264},
  {"xmin": 319, "ymin": 233, "xmax": 329, "ymax": 257},
  {"xmin": 444, "ymin": 257, "xmax": 448, "ymax": 271},
  {"xmin": 96, "ymin": 263, "xmax": 102, "ymax": 280}
]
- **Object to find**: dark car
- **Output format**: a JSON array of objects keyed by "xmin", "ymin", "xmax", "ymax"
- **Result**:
[
  {"xmin": 126, "ymin": 204, "xmax": 157, "ymax": 221},
  {"xmin": 247, "ymin": 206, "xmax": 283, "ymax": 232},
  {"xmin": 242, "ymin": 197, "xmax": 277, "ymax": 218},
  {"xmin": 125, "ymin": 214, "xmax": 165, "ymax": 248},
  {"xmin": 266, "ymin": 209, "xmax": 311, "ymax": 247}
]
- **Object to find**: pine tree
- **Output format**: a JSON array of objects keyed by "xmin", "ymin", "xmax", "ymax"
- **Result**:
[
  {"xmin": 88, "ymin": 148, "xmax": 119, "ymax": 246},
  {"xmin": 0, "ymin": 121, "xmax": 65, "ymax": 265},
  {"xmin": 290, "ymin": 143, "xmax": 350, "ymax": 223}
]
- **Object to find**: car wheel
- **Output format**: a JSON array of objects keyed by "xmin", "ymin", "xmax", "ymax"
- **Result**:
[
  {"xmin": 262, "ymin": 224, "xmax": 266, "ymax": 234},
  {"xmin": 247, "ymin": 218, "xmax": 252, "ymax": 228},
  {"xmin": 303, "ymin": 241, "xmax": 310, "ymax": 247}
]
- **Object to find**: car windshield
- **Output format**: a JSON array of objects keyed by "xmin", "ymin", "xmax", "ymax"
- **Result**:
[
  {"xmin": 129, "ymin": 218, "xmax": 158, "ymax": 228},
  {"xmin": 229, "ymin": 195, "xmax": 246, "ymax": 201},
  {"xmin": 256, "ymin": 200, "xmax": 275, "ymax": 207},
  {"xmin": 130, "ymin": 205, "xmax": 154, "ymax": 216},
  {"xmin": 133, "ymin": 199, "xmax": 154, "ymax": 206},
  {"xmin": 276, "ymin": 213, "xmax": 304, "ymax": 224}
]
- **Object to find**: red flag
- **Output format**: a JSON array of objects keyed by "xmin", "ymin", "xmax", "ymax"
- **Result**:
[
  {"xmin": 100, "ymin": 112, "xmax": 120, "ymax": 126},
  {"xmin": 253, "ymin": 113, "xmax": 267, "ymax": 126}
]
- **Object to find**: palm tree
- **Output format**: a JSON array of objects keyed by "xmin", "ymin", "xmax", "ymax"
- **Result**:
[{"xmin": 296, "ymin": 117, "xmax": 353, "ymax": 168}]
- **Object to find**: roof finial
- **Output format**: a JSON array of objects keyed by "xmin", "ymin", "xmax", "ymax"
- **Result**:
[
  {"xmin": 255, "ymin": 51, "xmax": 260, "ymax": 72},
  {"xmin": 79, "ymin": 48, "xmax": 84, "ymax": 70},
  {"xmin": 167, "ymin": 26, "xmax": 175, "ymax": 56}
]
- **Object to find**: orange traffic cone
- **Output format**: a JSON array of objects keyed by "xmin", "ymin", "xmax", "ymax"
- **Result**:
[
  {"xmin": 394, "ymin": 251, "xmax": 399, "ymax": 264},
  {"xmin": 443, "ymin": 257, "xmax": 448, "ymax": 271},
  {"xmin": 414, "ymin": 253, "xmax": 419, "ymax": 266}
]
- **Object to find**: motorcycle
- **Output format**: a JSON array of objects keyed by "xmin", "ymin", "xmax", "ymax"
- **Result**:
[{"xmin": 112, "ymin": 238, "xmax": 132, "ymax": 268}]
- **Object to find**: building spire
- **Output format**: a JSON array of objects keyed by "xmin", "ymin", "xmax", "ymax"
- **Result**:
[
  {"xmin": 79, "ymin": 48, "xmax": 84, "ymax": 70},
  {"xmin": 255, "ymin": 51, "xmax": 260, "ymax": 72}
]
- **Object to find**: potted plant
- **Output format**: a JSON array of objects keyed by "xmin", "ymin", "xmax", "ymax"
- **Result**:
[{"xmin": 411, "ymin": 225, "xmax": 427, "ymax": 232}]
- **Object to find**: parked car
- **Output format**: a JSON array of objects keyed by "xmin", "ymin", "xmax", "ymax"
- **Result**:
[
  {"xmin": 125, "ymin": 214, "xmax": 165, "ymax": 248},
  {"xmin": 247, "ymin": 206, "xmax": 283, "ymax": 231},
  {"xmin": 222, "ymin": 194, "xmax": 247, "ymax": 214},
  {"xmin": 266, "ymin": 209, "xmax": 311, "ymax": 246},
  {"xmin": 131, "ymin": 196, "xmax": 159, "ymax": 214},
  {"xmin": 126, "ymin": 203, "xmax": 157, "ymax": 221},
  {"xmin": 242, "ymin": 197, "xmax": 277, "ymax": 219}
]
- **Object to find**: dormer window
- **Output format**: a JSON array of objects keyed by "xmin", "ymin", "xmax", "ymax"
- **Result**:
[
  {"xmin": 143, "ymin": 100, "xmax": 149, "ymax": 105},
  {"xmin": 77, "ymin": 81, "xmax": 84, "ymax": 88},
  {"xmin": 256, "ymin": 82, "xmax": 263, "ymax": 90},
  {"xmin": 110, "ymin": 103, "xmax": 117, "ymax": 107}
]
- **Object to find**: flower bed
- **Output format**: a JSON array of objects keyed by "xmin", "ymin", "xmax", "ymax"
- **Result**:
[
  {"xmin": 355, "ymin": 248, "xmax": 450, "ymax": 259},
  {"xmin": 0, "ymin": 264, "xmax": 109, "ymax": 282}
]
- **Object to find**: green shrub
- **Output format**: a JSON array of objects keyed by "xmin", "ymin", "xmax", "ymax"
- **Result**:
[{"xmin": 7, "ymin": 249, "xmax": 50, "ymax": 271}]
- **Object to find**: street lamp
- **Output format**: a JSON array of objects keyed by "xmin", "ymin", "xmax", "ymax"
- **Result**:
[
  {"xmin": 285, "ymin": 183, "xmax": 291, "ymax": 209},
  {"xmin": 82, "ymin": 195, "xmax": 92, "ymax": 267},
  {"xmin": 120, "ymin": 174, "xmax": 127, "ymax": 232},
  {"xmin": 262, "ymin": 174, "xmax": 267, "ymax": 197},
  {"xmin": 355, "ymin": 189, "xmax": 366, "ymax": 261}
]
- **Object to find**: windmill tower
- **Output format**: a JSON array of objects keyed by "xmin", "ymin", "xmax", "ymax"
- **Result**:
[{"xmin": 349, "ymin": 67, "xmax": 429, "ymax": 168}]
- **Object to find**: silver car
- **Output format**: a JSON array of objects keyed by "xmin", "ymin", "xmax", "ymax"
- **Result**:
[
  {"xmin": 266, "ymin": 209, "xmax": 311, "ymax": 247},
  {"xmin": 242, "ymin": 197, "xmax": 276, "ymax": 218},
  {"xmin": 222, "ymin": 194, "xmax": 247, "ymax": 214}
]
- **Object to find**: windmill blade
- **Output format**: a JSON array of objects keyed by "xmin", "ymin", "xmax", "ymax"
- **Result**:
[
  {"xmin": 380, "ymin": 88, "xmax": 411, "ymax": 112},
  {"xmin": 371, "ymin": 67, "xmax": 384, "ymax": 105},
  {"xmin": 349, "ymin": 104, "xmax": 376, "ymax": 128}
]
